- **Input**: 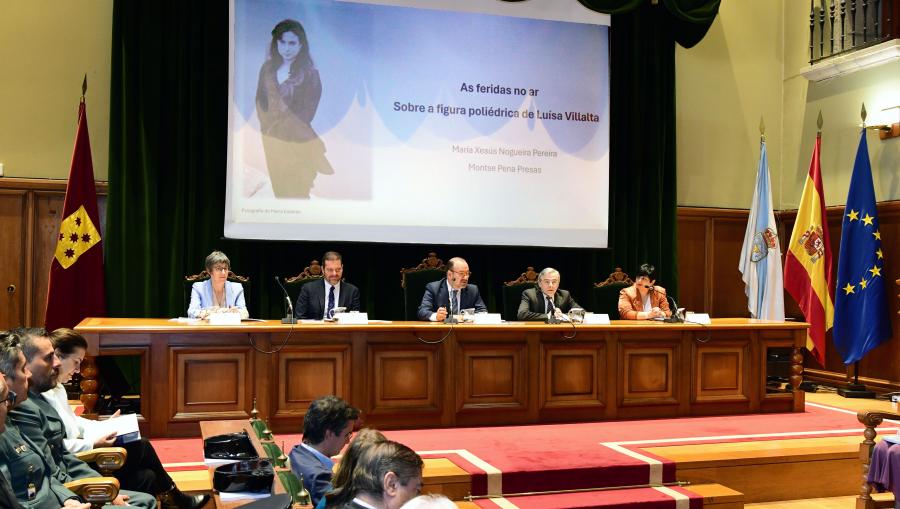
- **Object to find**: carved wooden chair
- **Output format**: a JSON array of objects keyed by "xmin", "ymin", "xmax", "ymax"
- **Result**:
[
  {"xmin": 77, "ymin": 447, "xmax": 128, "ymax": 475},
  {"xmin": 400, "ymin": 252, "xmax": 447, "ymax": 320},
  {"xmin": 66, "ymin": 447, "xmax": 128, "ymax": 508},
  {"xmin": 182, "ymin": 269, "xmax": 251, "ymax": 315},
  {"xmin": 65, "ymin": 477, "xmax": 121, "ymax": 509},
  {"xmin": 856, "ymin": 409, "xmax": 900, "ymax": 508},
  {"xmin": 282, "ymin": 260, "xmax": 325, "ymax": 306},
  {"xmin": 501, "ymin": 267, "xmax": 539, "ymax": 321},
  {"xmin": 856, "ymin": 279, "xmax": 900, "ymax": 508},
  {"xmin": 592, "ymin": 267, "xmax": 633, "ymax": 316}
]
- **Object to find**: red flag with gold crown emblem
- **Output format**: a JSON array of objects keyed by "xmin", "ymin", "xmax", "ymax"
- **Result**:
[{"xmin": 44, "ymin": 98, "xmax": 106, "ymax": 330}]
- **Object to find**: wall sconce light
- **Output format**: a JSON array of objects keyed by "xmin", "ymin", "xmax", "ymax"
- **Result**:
[{"xmin": 867, "ymin": 105, "xmax": 900, "ymax": 140}]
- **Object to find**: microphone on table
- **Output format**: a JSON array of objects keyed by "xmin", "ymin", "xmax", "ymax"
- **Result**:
[
  {"xmin": 274, "ymin": 276, "xmax": 297, "ymax": 324},
  {"xmin": 662, "ymin": 293, "xmax": 685, "ymax": 323}
]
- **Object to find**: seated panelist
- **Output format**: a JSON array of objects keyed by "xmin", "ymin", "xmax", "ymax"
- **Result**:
[
  {"xmin": 517, "ymin": 268, "xmax": 581, "ymax": 321},
  {"xmin": 417, "ymin": 257, "xmax": 487, "ymax": 321},
  {"xmin": 186, "ymin": 250, "xmax": 248, "ymax": 319},
  {"xmin": 618, "ymin": 263, "xmax": 672, "ymax": 320},
  {"xmin": 294, "ymin": 251, "xmax": 361, "ymax": 319}
]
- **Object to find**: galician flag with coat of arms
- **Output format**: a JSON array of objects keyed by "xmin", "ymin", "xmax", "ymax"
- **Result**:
[
  {"xmin": 44, "ymin": 97, "xmax": 106, "ymax": 331},
  {"xmin": 739, "ymin": 139, "xmax": 785, "ymax": 320}
]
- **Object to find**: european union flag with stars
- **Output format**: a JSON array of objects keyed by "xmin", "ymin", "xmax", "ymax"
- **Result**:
[{"xmin": 833, "ymin": 130, "xmax": 892, "ymax": 364}]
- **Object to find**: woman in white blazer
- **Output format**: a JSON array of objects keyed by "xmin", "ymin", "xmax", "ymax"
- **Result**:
[{"xmin": 186, "ymin": 250, "xmax": 249, "ymax": 319}]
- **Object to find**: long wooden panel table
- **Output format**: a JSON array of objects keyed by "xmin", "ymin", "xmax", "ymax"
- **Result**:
[{"xmin": 75, "ymin": 318, "xmax": 808, "ymax": 438}]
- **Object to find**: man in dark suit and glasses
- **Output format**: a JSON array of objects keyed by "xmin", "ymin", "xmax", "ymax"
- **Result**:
[
  {"xmin": 417, "ymin": 257, "xmax": 487, "ymax": 321},
  {"xmin": 517, "ymin": 267, "xmax": 582, "ymax": 322},
  {"xmin": 294, "ymin": 251, "xmax": 361, "ymax": 319}
]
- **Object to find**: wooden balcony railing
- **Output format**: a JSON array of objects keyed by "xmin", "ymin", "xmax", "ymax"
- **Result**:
[{"xmin": 809, "ymin": 0, "xmax": 900, "ymax": 64}]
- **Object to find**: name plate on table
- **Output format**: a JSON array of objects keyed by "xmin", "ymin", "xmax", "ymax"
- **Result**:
[
  {"xmin": 582, "ymin": 313, "xmax": 610, "ymax": 325},
  {"xmin": 685, "ymin": 312, "xmax": 711, "ymax": 325},
  {"xmin": 472, "ymin": 313, "xmax": 502, "ymax": 324},
  {"xmin": 208, "ymin": 313, "xmax": 241, "ymax": 325},
  {"xmin": 334, "ymin": 312, "xmax": 369, "ymax": 324}
]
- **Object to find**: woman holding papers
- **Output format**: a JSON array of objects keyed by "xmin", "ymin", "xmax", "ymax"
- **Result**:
[
  {"xmin": 186, "ymin": 250, "xmax": 249, "ymax": 319},
  {"xmin": 617, "ymin": 263, "xmax": 672, "ymax": 320},
  {"xmin": 45, "ymin": 328, "xmax": 209, "ymax": 509}
]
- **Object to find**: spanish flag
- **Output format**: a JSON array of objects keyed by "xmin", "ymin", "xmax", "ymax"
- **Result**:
[
  {"xmin": 44, "ymin": 97, "xmax": 106, "ymax": 331},
  {"xmin": 783, "ymin": 133, "xmax": 833, "ymax": 365}
]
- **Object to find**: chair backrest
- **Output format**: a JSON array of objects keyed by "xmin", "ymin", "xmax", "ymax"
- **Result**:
[
  {"xmin": 401, "ymin": 252, "xmax": 447, "ymax": 320},
  {"xmin": 501, "ymin": 267, "xmax": 539, "ymax": 321},
  {"xmin": 183, "ymin": 270, "xmax": 250, "ymax": 314},
  {"xmin": 591, "ymin": 268, "xmax": 633, "ymax": 316},
  {"xmin": 283, "ymin": 260, "xmax": 325, "ymax": 304}
]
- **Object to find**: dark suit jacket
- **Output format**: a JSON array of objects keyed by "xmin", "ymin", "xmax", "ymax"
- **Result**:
[
  {"xmin": 517, "ymin": 287, "xmax": 582, "ymax": 321},
  {"xmin": 417, "ymin": 278, "xmax": 487, "ymax": 320},
  {"xmin": 288, "ymin": 443, "xmax": 333, "ymax": 508},
  {"xmin": 294, "ymin": 280, "xmax": 361, "ymax": 319}
]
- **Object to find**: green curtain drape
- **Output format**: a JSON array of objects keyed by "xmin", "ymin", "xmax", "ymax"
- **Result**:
[{"xmin": 106, "ymin": 0, "xmax": 719, "ymax": 320}]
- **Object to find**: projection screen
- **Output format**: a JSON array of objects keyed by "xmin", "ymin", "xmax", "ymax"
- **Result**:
[{"xmin": 226, "ymin": 0, "xmax": 610, "ymax": 247}]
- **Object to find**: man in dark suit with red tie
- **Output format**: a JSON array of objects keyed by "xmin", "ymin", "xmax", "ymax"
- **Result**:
[
  {"xmin": 417, "ymin": 257, "xmax": 487, "ymax": 321},
  {"xmin": 294, "ymin": 251, "xmax": 361, "ymax": 319}
]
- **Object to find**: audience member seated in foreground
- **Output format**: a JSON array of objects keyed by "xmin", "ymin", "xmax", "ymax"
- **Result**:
[
  {"xmin": 187, "ymin": 250, "xmax": 249, "ymax": 319},
  {"xmin": 43, "ymin": 328, "xmax": 208, "ymax": 509},
  {"xmin": 317, "ymin": 429, "xmax": 387, "ymax": 509},
  {"xmin": 417, "ymin": 257, "xmax": 487, "ymax": 321},
  {"xmin": 290, "ymin": 396, "xmax": 360, "ymax": 507},
  {"xmin": 517, "ymin": 267, "xmax": 582, "ymax": 321},
  {"xmin": 324, "ymin": 440, "xmax": 424, "ymax": 509},
  {"xmin": 7, "ymin": 327, "xmax": 158, "ymax": 509},
  {"xmin": 399, "ymin": 495, "xmax": 456, "ymax": 509},
  {"xmin": 0, "ymin": 331, "xmax": 100, "ymax": 509},
  {"xmin": 617, "ymin": 263, "xmax": 672, "ymax": 320}
]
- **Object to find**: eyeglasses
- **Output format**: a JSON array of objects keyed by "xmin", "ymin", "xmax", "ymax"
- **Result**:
[
  {"xmin": 2, "ymin": 390, "xmax": 16, "ymax": 407},
  {"xmin": 210, "ymin": 266, "xmax": 229, "ymax": 274},
  {"xmin": 450, "ymin": 270, "xmax": 471, "ymax": 278}
]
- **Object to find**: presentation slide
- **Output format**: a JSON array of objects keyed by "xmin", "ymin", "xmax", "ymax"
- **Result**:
[{"xmin": 226, "ymin": 0, "xmax": 610, "ymax": 248}]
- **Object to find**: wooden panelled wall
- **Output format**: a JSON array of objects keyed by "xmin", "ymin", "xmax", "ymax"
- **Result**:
[
  {"xmin": 678, "ymin": 204, "xmax": 900, "ymax": 391},
  {"xmin": 2, "ymin": 177, "xmax": 899, "ymax": 390},
  {"xmin": 0, "ymin": 178, "xmax": 107, "ymax": 330}
]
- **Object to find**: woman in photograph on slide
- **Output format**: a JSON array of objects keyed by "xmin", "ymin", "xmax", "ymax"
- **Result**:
[{"xmin": 256, "ymin": 19, "xmax": 333, "ymax": 198}]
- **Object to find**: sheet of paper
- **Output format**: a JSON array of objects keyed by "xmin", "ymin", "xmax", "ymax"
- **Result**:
[{"xmin": 83, "ymin": 413, "xmax": 140, "ymax": 444}]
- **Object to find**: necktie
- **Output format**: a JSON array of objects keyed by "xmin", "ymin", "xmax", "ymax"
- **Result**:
[
  {"xmin": 450, "ymin": 289, "xmax": 458, "ymax": 315},
  {"xmin": 546, "ymin": 295, "xmax": 555, "ymax": 316},
  {"xmin": 327, "ymin": 285, "xmax": 336, "ymax": 319}
]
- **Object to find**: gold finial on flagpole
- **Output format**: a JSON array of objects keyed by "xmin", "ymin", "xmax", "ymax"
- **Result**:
[
  {"xmin": 81, "ymin": 74, "xmax": 87, "ymax": 102},
  {"xmin": 861, "ymin": 103, "xmax": 867, "ymax": 128},
  {"xmin": 759, "ymin": 116, "xmax": 765, "ymax": 142},
  {"xmin": 817, "ymin": 110, "xmax": 823, "ymax": 133}
]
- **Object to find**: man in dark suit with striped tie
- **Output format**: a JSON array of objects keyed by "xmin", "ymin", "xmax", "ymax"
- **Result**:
[{"xmin": 294, "ymin": 251, "xmax": 361, "ymax": 319}]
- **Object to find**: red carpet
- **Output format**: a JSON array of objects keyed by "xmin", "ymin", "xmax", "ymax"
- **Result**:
[{"xmin": 154, "ymin": 402, "xmax": 893, "ymax": 503}]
